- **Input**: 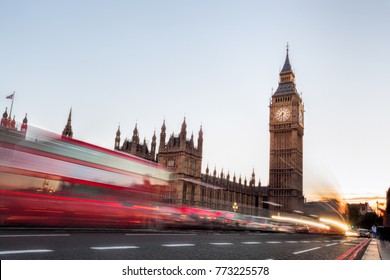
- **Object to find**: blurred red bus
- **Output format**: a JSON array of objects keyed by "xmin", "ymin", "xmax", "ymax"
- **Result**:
[{"xmin": 0, "ymin": 125, "xmax": 176, "ymax": 228}]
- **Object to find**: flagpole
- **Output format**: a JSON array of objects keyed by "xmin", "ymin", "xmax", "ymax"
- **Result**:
[{"xmin": 9, "ymin": 91, "xmax": 15, "ymax": 118}]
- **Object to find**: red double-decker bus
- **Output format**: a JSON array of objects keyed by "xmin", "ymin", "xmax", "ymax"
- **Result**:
[{"xmin": 0, "ymin": 125, "xmax": 176, "ymax": 228}]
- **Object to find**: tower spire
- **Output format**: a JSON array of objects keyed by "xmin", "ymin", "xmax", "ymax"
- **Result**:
[
  {"xmin": 115, "ymin": 125, "xmax": 121, "ymax": 150},
  {"xmin": 281, "ymin": 42, "xmax": 292, "ymax": 73},
  {"xmin": 273, "ymin": 44, "xmax": 297, "ymax": 95},
  {"xmin": 62, "ymin": 108, "xmax": 73, "ymax": 138}
]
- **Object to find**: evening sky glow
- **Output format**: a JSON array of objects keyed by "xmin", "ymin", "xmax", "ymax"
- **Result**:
[{"xmin": 1, "ymin": 0, "xmax": 389, "ymax": 205}]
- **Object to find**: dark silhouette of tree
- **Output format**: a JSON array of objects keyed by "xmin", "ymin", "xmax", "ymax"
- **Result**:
[
  {"xmin": 348, "ymin": 204, "xmax": 360, "ymax": 227},
  {"xmin": 358, "ymin": 212, "xmax": 381, "ymax": 229}
]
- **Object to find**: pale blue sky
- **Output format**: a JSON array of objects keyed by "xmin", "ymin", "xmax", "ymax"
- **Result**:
[{"xmin": 1, "ymin": 0, "xmax": 389, "ymax": 203}]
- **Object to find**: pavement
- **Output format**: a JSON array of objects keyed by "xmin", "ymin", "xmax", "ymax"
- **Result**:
[{"xmin": 362, "ymin": 238, "xmax": 390, "ymax": 260}]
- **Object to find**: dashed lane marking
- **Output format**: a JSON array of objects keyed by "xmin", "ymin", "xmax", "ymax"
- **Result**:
[
  {"xmin": 161, "ymin": 244, "xmax": 195, "ymax": 247},
  {"xmin": 0, "ymin": 234, "xmax": 70, "ymax": 238},
  {"xmin": 325, "ymin": 243, "xmax": 338, "ymax": 247},
  {"xmin": 125, "ymin": 233, "xmax": 196, "ymax": 236},
  {"xmin": 293, "ymin": 247, "xmax": 321, "ymax": 255},
  {"xmin": 0, "ymin": 249, "xmax": 53, "ymax": 255},
  {"xmin": 266, "ymin": 241, "xmax": 282, "ymax": 244},
  {"xmin": 210, "ymin": 242, "xmax": 234, "ymax": 246},
  {"xmin": 285, "ymin": 241, "xmax": 298, "ymax": 243},
  {"xmin": 241, "ymin": 242, "xmax": 262, "ymax": 245},
  {"xmin": 91, "ymin": 246, "xmax": 139, "ymax": 250}
]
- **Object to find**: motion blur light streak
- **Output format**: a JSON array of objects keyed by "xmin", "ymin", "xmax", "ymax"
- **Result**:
[
  {"xmin": 345, "ymin": 231, "xmax": 359, "ymax": 237},
  {"xmin": 319, "ymin": 217, "xmax": 349, "ymax": 231},
  {"xmin": 271, "ymin": 215, "xmax": 330, "ymax": 230}
]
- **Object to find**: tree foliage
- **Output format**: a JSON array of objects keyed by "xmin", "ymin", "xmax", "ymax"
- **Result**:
[{"xmin": 347, "ymin": 204, "xmax": 382, "ymax": 229}]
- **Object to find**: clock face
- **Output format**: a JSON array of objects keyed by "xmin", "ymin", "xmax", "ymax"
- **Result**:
[{"xmin": 275, "ymin": 106, "xmax": 291, "ymax": 122}]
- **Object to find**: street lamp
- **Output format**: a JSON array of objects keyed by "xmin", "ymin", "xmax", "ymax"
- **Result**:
[{"xmin": 232, "ymin": 202, "xmax": 238, "ymax": 212}]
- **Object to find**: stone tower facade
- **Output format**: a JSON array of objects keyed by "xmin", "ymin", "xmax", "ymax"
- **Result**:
[
  {"xmin": 157, "ymin": 118, "xmax": 203, "ymax": 205},
  {"xmin": 269, "ymin": 47, "xmax": 305, "ymax": 212}
]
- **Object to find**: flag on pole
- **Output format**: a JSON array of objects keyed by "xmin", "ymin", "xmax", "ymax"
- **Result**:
[{"xmin": 6, "ymin": 92, "xmax": 15, "ymax": 99}]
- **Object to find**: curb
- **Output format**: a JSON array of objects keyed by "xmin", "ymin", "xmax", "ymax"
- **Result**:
[
  {"xmin": 337, "ymin": 238, "xmax": 371, "ymax": 260},
  {"xmin": 362, "ymin": 239, "xmax": 381, "ymax": 260}
]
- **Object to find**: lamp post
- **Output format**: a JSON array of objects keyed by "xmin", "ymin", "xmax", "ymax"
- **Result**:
[{"xmin": 232, "ymin": 202, "xmax": 238, "ymax": 213}]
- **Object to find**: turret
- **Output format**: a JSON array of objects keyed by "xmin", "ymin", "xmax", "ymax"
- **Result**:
[
  {"xmin": 250, "ymin": 169, "xmax": 256, "ymax": 186},
  {"xmin": 198, "ymin": 125, "xmax": 203, "ymax": 153},
  {"xmin": 62, "ymin": 108, "xmax": 73, "ymax": 138},
  {"xmin": 131, "ymin": 123, "xmax": 139, "ymax": 154},
  {"xmin": 142, "ymin": 138, "xmax": 147, "ymax": 154},
  {"xmin": 190, "ymin": 132, "xmax": 194, "ymax": 149},
  {"xmin": 159, "ymin": 120, "xmax": 166, "ymax": 151},
  {"xmin": 151, "ymin": 130, "xmax": 156, "ymax": 160},
  {"xmin": 180, "ymin": 118, "xmax": 187, "ymax": 149},
  {"xmin": 114, "ymin": 125, "xmax": 121, "ymax": 150},
  {"xmin": 21, "ymin": 113, "xmax": 28, "ymax": 133}
]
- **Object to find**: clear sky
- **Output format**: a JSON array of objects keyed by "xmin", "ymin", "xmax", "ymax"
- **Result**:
[{"xmin": 1, "ymin": 0, "xmax": 389, "ymax": 204}]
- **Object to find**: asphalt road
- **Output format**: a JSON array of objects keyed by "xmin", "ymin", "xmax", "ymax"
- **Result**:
[{"xmin": 0, "ymin": 229, "xmax": 369, "ymax": 260}]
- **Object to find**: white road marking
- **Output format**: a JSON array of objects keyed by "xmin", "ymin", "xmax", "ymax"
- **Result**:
[
  {"xmin": 0, "ymin": 249, "xmax": 53, "ymax": 255},
  {"xmin": 300, "ymin": 241, "xmax": 311, "ymax": 243},
  {"xmin": 293, "ymin": 247, "xmax": 321, "ymax": 255},
  {"xmin": 266, "ymin": 241, "xmax": 282, "ymax": 244},
  {"xmin": 161, "ymin": 244, "xmax": 195, "ymax": 247},
  {"xmin": 210, "ymin": 242, "xmax": 234, "ymax": 245},
  {"xmin": 241, "ymin": 242, "xmax": 262, "ymax": 245},
  {"xmin": 0, "ymin": 234, "xmax": 70, "ymax": 238},
  {"xmin": 125, "ymin": 233, "xmax": 196, "ymax": 236},
  {"xmin": 285, "ymin": 241, "xmax": 298, "ymax": 243},
  {"xmin": 91, "ymin": 246, "xmax": 139, "ymax": 250},
  {"xmin": 325, "ymin": 243, "xmax": 338, "ymax": 247}
]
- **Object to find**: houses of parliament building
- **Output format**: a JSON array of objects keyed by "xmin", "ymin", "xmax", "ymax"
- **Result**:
[{"xmin": 62, "ymin": 48, "xmax": 305, "ymax": 214}]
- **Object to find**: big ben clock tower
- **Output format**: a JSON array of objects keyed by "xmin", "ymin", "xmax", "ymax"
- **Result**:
[{"xmin": 269, "ymin": 45, "xmax": 305, "ymax": 212}]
